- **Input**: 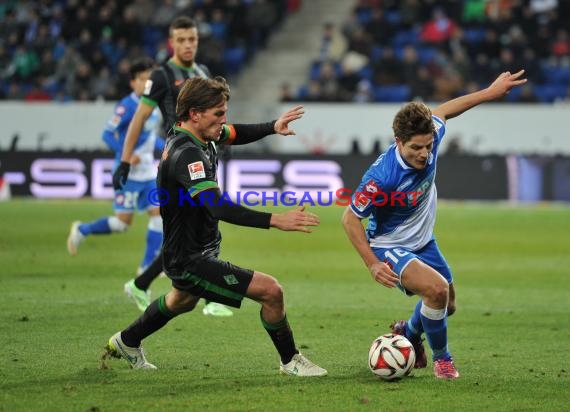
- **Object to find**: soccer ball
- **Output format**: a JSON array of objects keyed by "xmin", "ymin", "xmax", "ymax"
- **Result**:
[{"xmin": 368, "ymin": 333, "xmax": 415, "ymax": 380}]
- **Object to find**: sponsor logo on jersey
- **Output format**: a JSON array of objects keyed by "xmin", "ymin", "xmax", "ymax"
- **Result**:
[
  {"xmin": 143, "ymin": 79, "xmax": 153, "ymax": 95},
  {"xmin": 110, "ymin": 115, "xmax": 121, "ymax": 127},
  {"xmin": 396, "ymin": 178, "xmax": 413, "ymax": 192},
  {"xmin": 188, "ymin": 161, "xmax": 206, "ymax": 180},
  {"xmin": 115, "ymin": 105, "xmax": 126, "ymax": 115},
  {"xmin": 353, "ymin": 191, "xmax": 371, "ymax": 211}
]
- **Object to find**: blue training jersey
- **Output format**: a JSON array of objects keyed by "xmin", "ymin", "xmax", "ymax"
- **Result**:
[
  {"xmin": 350, "ymin": 115, "xmax": 446, "ymax": 251},
  {"xmin": 102, "ymin": 92, "xmax": 160, "ymax": 181}
]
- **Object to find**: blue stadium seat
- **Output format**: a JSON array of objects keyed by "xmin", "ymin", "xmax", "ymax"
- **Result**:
[
  {"xmin": 463, "ymin": 28, "xmax": 486, "ymax": 44},
  {"xmin": 541, "ymin": 66, "xmax": 570, "ymax": 85},
  {"xmin": 373, "ymin": 85, "xmax": 411, "ymax": 102},
  {"xmin": 385, "ymin": 10, "xmax": 401, "ymax": 25},
  {"xmin": 370, "ymin": 46, "xmax": 384, "ymax": 62},
  {"xmin": 356, "ymin": 9, "xmax": 373, "ymax": 24},
  {"xmin": 391, "ymin": 29, "xmax": 420, "ymax": 47},
  {"xmin": 358, "ymin": 65, "xmax": 373, "ymax": 81},
  {"xmin": 309, "ymin": 61, "xmax": 321, "ymax": 80},
  {"xmin": 224, "ymin": 47, "xmax": 246, "ymax": 75},
  {"xmin": 534, "ymin": 84, "xmax": 567, "ymax": 103},
  {"xmin": 504, "ymin": 86, "xmax": 522, "ymax": 102},
  {"xmin": 417, "ymin": 47, "xmax": 436, "ymax": 63}
]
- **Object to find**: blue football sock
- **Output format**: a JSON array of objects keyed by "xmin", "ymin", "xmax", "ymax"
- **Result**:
[
  {"xmin": 79, "ymin": 217, "xmax": 112, "ymax": 236},
  {"xmin": 406, "ymin": 299, "xmax": 424, "ymax": 341},
  {"xmin": 141, "ymin": 229, "xmax": 163, "ymax": 269},
  {"xmin": 420, "ymin": 302, "xmax": 451, "ymax": 361}
]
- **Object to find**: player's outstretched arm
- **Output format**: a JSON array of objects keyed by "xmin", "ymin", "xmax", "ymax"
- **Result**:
[
  {"xmin": 341, "ymin": 207, "xmax": 399, "ymax": 288},
  {"xmin": 269, "ymin": 206, "xmax": 319, "ymax": 233},
  {"xmin": 199, "ymin": 190, "xmax": 317, "ymax": 233},
  {"xmin": 273, "ymin": 105, "xmax": 304, "ymax": 136},
  {"xmin": 224, "ymin": 105, "xmax": 305, "ymax": 146},
  {"xmin": 432, "ymin": 70, "xmax": 527, "ymax": 121}
]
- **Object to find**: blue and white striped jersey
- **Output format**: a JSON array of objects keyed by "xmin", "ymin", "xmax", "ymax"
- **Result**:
[
  {"xmin": 350, "ymin": 115, "xmax": 446, "ymax": 251},
  {"xmin": 102, "ymin": 92, "xmax": 160, "ymax": 182}
]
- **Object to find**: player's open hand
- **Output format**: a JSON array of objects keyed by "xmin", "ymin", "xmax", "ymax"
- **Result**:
[
  {"xmin": 486, "ymin": 69, "xmax": 527, "ymax": 100},
  {"xmin": 369, "ymin": 262, "xmax": 399, "ymax": 288},
  {"xmin": 270, "ymin": 206, "xmax": 319, "ymax": 233},
  {"xmin": 274, "ymin": 105, "xmax": 304, "ymax": 136}
]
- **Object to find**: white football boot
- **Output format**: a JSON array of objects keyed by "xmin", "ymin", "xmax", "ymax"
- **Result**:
[
  {"xmin": 66, "ymin": 221, "xmax": 84, "ymax": 255},
  {"xmin": 104, "ymin": 332, "xmax": 157, "ymax": 369},
  {"xmin": 280, "ymin": 353, "xmax": 327, "ymax": 377}
]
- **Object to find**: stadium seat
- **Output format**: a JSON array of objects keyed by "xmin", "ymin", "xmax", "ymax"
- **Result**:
[
  {"xmin": 463, "ymin": 28, "xmax": 486, "ymax": 44},
  {"xmin": 358, "ymin": 65, "xmax": 373, "ymax": 81},
  {"xmin": 309, "ymin": 61, "xmax": 322, "ymax": 80},
  {"xmin": 370, "ymin": 46, "xmax": 384, "ymax": 63},
  {"xmin": 224, "ymin": 47, "xmax": 246, "ymax": 75},
  {"xmin": 417, "ymin": 47, "xmax": 436, "ymax": 63},
  {"xmin": 541, "ymin": 66, "xmax": 570, "ymax": 85},
  {"xmin": 373, "ymin": 85, "xmax": 411, "ymax": 102},
  {"xmin": 391, "ymin": 29, "xmax": 420, "ymax": 47},
  {"xmin": 534, "ymin": 84, "xmax": 567, "ymax": 103}
]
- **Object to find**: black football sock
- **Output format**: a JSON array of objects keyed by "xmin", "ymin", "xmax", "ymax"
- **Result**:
[
  {"xmin": 260, "ymin": 312, "xmax": 298, "ymax": 364},
  {"xmin": 121, "ymin": 295, "xmax": 177, "ymax": 347},
  {"xmin": 134, "ymin": 255, "xmax": 163, "ymax": 291}
]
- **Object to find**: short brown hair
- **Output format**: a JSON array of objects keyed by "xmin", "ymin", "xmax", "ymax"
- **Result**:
[
  {"xmin": 392, "ymin": 102, "xmax": 434, "ymax": 143},
  {"xmin": 169, "ymin": 16, "xmax": 197, "ymax": 37},
  {"xmin": 176, "ymin": 76, "xmax": 231, "ymax": 122}
]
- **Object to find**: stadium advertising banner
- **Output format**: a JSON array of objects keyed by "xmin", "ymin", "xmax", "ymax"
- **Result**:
[
  {"xmin": 2, "ymin": 151, "xmax": 568, "ymax": 202},
  {"xmin": 1, "ymin": 102, "xmax": 569, "ymax": 155}
]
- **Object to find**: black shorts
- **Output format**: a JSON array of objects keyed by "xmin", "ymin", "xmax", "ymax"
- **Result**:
[{"xmin": 169, "ymin": 257, "xmax": 254, "ymax": 308}]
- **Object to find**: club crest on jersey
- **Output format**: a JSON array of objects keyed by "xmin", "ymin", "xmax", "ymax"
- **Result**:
[
  {"xmin": 175, "ymin": 79, "xmax": 185, "ymax": 87},
  {"xmin": 188, "ymin": 161, "xmax": 206, "ymax": 180},
  {"xmin": 143, "ymin": 80, "xmax": 153, "ymax": 95},
  {"xmin": 364, "ymin": 180, "xmax": 379, "ymax": 194}
]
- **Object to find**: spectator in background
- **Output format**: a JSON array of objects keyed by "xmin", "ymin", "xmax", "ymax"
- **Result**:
[
  {"xmin": 279, "ymin": 82, "xmax": 296, "ymax": 102},
  {"xmin": 373, "ymin": 46, "xmax": 403, "ymax": 85},
  {"xmin": 517, "ymin": 83, "xmax": 539, "ymax": 103},
  {"xmin": 319, "ymin": 22, "xmax": 347, "ymax": 62},
  {"xmin": 353, "ymin": 79, "xmax": 374, "ymax": 103},
  {"xmin": 421, "ymin": 7, "xmax": 458, "ymax": 44}
]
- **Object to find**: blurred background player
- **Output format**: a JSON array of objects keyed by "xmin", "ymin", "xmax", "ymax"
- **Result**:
[
  {"xmin": 111, "ymin": 16, "xmax": 234, "ymax": 317},
  {"xmin": 67, "ymin": 58, "xmax": 164, "ymax": 310},
  {"xmin": 342, "ymin": 70, "xmax": 527, "ymax": 380}
]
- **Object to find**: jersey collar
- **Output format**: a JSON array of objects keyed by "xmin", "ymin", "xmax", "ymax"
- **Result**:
[
  {"xmin": 168, "ymin": 59, "xmax": 197, "ymax": 72},
  {"xmin": 395, "ymin": 145, "xmax": 413, "ymax": 170},
  {"xmin": 173, "ymin": 125, "xmax": 208, "ymax": 148}
]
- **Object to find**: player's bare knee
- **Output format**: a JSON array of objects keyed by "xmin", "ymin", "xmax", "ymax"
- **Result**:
[
  {"xmin": 427, "ymin": 282, "xmax": 449, "ymax": 307},
  {"xmin": 263, "ymin": 278, "xmax": 284, "ymax": 307},
  {"xmin": 167, "ymin": 291, "xmax": 197, "ymax": 313}
]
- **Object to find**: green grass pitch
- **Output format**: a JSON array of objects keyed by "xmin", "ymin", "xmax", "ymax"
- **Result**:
[{"xmin": 1, "ymin": 199, "xmax": 569, "ymax": 411}]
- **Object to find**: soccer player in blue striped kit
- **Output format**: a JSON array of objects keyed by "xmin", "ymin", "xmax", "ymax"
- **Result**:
[
  {"xmin": 67, "ymin": 58, "xmax": 164, "ymax": 289},
  {"xmin": 342, "ymin": 70, "xmax": 526, "ymax": 379}
]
